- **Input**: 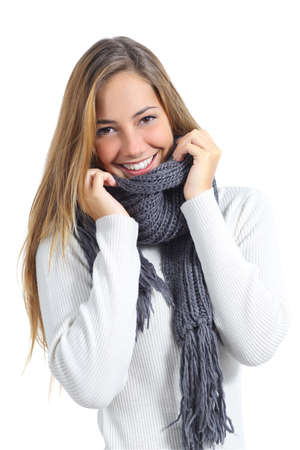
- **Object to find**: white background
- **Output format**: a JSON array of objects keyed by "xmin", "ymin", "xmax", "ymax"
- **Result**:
[{"xmin": 1, "ymin": 0, "xmax": 299, "ymax": 449}]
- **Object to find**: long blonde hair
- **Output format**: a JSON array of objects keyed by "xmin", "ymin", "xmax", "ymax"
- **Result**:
[{"xmin": 18, "ymin": 35, "xmax": 201, "ymax": 398}]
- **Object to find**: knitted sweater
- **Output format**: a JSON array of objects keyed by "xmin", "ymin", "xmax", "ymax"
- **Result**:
[{"xmin": 35, "ymin": 185, "xmax": 290, "ymax": 450}]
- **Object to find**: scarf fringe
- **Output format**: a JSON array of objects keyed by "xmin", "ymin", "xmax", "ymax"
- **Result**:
[
  {"xmin": 161, "ymin": 322, "xmax": 235, "ymax": 450},
  {"xmin": 135, "ymin": 250, "xmax": 175, "ymax": 342}
]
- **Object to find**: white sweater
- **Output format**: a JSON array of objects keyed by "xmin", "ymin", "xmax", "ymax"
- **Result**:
[{"xmin": 35, "ymin": 185, "xmax": 290, "ymax": 450}]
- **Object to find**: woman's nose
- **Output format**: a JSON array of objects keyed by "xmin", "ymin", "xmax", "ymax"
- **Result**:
[{"xmin": 122, "ymin": 136, "xmax": 145, "ymax": 159}]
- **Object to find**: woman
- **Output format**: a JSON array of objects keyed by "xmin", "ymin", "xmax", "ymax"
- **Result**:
[{"xmin": 20, "ymin": 36, "xmax": 289, "ymax": 449}]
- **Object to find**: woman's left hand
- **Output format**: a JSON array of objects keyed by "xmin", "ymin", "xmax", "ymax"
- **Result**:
[{"xmin": 172, "ymin": 129, "xmax": 222, "ymax": 201}]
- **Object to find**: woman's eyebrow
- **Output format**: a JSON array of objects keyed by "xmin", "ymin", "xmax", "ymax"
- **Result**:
[{"xmin": 96, "ymin": 106, "xmax": 159, "ymax": 125}]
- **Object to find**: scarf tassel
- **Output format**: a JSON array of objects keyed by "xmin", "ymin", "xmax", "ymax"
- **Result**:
[
  {"xmin": 135, "ymin": 252, "xmax": 175, "ymax": 342},
  {"xmin": 161, "ymin": 322, "xmax": 235, "ymax": 450}
]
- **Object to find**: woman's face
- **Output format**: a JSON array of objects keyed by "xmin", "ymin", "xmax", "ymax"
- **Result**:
[{"xmin": 94, "ymin": 71, "xmax": 174, "ymax": 178}]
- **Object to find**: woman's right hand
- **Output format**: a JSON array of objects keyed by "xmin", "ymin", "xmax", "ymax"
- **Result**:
[{"xmin": 79, "ymin": 169, "xmax": 129, "ymax": 221}]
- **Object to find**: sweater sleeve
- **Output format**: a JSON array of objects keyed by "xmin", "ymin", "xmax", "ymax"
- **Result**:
[
  {"xmin": 180, "ymin": 186, "xmax": 290, "ymax": 367},
  {"xmin": 35, "ymin": 214, "xmax": 141, "ymax": 409}
]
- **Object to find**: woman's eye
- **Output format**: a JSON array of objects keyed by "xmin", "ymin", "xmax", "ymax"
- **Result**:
[
  {"xmin": 140, "ymin": 115, "xmax": 156, "ymax": 124},
  {"xmin": 96, "ymin": 126, "xmax": 114, "ymax": 136},
  {"xmin": 96, "ymin": 116, "xmax": 156, "ymax": 137}
]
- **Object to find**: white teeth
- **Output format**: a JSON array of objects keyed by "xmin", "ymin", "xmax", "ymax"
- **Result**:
[{"xmin": 122, "ymin": 155, "xmax": 154, "ymax": 170}]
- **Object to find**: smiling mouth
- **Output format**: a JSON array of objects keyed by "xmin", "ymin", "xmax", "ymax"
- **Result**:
[
  {"xmin": 118, "ymin": 152, "xmax": 157, "ymax": 166},
  {"xmin": 117, "ymin": 152, "xmax": 158, "ymax": 175},
  {"xmin": 123, "ymin": 157, "xmax": 150, "ymax": 164}
]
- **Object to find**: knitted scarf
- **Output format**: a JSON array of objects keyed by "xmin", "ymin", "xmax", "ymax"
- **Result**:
[{"xmin": 73, "ymin": 135, "xmax": 235, "ymax": 449}]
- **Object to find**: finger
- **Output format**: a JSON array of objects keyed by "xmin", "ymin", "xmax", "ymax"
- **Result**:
[
  {"xmin": 91, "ymin": 171, "xmax": 105, "ymax": 192},
  {"xmin": 173, "ymin": 143, "xmax": 205, "ymax": 161},
  {"xmin": 85, "ymin": 169, "xmax": 97, "ymax": 191},
  {"xmin": 193, "ymin": 129, "xmax": 218, "ymax": 150},
  {"xmin": 103, "ymin": 173, "xmax": 117, "ymax": 186},
  {"xmin": 92, "ymin": 171, "xmax": 116, "ymax": 192},
  {"xmin": 86, "ymin": 169, "xmax": 105, "ymax": 190}
]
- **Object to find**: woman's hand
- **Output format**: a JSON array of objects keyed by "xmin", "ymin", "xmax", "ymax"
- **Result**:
[
  {"xmin": 78, "ymin": 168, "xmax": 130, "ymax": 221},
  {"xmin": 172, "ymin": 129, "xmax": 222, "ymax": 201}
]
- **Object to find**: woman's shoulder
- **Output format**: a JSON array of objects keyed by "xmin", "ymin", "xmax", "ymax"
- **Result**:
[{"xmin": 35, "ymin": 229, "xmax": 89, "ymax": 274}]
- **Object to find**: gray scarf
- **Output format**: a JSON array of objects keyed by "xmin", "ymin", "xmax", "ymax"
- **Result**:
[{"xmin": 73, "ymin": 135, "xmax": 235, "ymax": 449}]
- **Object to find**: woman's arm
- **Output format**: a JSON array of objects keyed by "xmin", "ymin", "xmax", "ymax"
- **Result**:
[
  {"xmin": 35, "ymin": 214, "xmax": 141, "ymax": 409},
  {"xmin": 180, "ymin": 186, "xmax": 290, "ymax": 366}
]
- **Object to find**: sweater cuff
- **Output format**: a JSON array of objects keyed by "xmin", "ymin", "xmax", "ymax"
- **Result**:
[
  {"xmin": 95, "ymin": 214, "xmax": 139, "ymax": 253},
  {"xmin": 180, "ymin": 187, "xmax": 220, "ymax": 230}
]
